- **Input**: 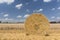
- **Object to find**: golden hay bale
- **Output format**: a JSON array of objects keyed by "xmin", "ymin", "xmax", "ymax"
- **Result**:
[{"xmin": 25, "ymin": 13, "xmax": 50, "ymax": 35}]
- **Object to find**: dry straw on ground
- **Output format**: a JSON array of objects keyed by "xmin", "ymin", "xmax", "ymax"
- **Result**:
[{"xmin": 25, "ymin": 13, "xmax": 50, "ymax": 35}]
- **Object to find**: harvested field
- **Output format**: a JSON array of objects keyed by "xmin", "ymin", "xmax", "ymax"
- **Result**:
[{"xmin": 0, "ymin": 23, "xmax": 60, "ymax": 40}]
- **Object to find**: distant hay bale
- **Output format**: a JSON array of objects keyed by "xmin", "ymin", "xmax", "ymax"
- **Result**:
[{"xmin": 25, "ymin": 13, "xmax": 50, "ymax": 35}]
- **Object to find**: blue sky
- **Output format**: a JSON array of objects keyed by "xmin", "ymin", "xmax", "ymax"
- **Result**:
[{"xmin": 0, "ymin": 0, "xmax": 60, "ymax": 22}]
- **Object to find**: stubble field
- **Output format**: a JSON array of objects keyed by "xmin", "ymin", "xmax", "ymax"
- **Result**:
[{"xmin": 0, "ymin": 23, "xmax": 60, "ymax": 40}]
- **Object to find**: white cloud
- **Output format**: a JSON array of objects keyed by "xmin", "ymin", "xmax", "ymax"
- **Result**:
[
  {"xmin": 57, "ymin": 17, "xmax": 60, "ymax": 19},
  {"xmin": 0, "ymin": 0, "xmax": 14, "ymax": 5},
  {"xmin": 51, "ymin": 8, "xmax": 55, "ymax": 10},
  {"xmin": 50, "ymin": 16, "xmax": 56, "ymax": 22},
  {"xmin": 37, "ymin": 9, "xmax": 43, "ymax": 12},
  {"xmin": 5, "ymin": 18, "xmax": 13, "ymax": 20},
  {"xmin": 24, "ymin": 14, "xmax": 30, "ymax": 18},
  {"xmin": 4, "ymin": 14, "xmax": 8, "ymax": 17},
  {"xmin": 50, "ymin": 16, "xmax": 60, "ymax": 22},
  {"xmin": 57, "ymin": 7, "xmax": 60, "ymax": 9},
  {"xmin": 51, "ymin": 16, "xmax": 55, "ymax": 19},
  {"xmin": 5, "ymin": 18, "xmax": 8, "ymax": 20},
  {"xmin": 17, "ymin": 15, "xmax": 22, "ymax": 18},
  {"xmin": 43, "ymin": 0, "xmax": 52, "ymax": 2},
  {"xmin": 4, "ymin": 18, "xmax": 13, "ymax": 22},
  {"xmin": 33, "ymin": 9, "xmax": 43, "ymax": 12},
  {"xmin": 15, "ymin": 4, "xmax": 23, "ymax": 9},
  {"xmin": 33, "ymin": 10, "xmax": 37, "ymax": 13},
  {"xmin": 56, "ymin": 17, "xmax": 60, "ymax": 22},
  {"xmin": 57, "ymin": 0, "xmax": 60, "ymax": 2},
  {"xmin": 50, "ymin": 20, "xmax": 55, "ymax": 22},
  {"xmin": 26, "ymin": 9, "xmax": 30, "ymax": 12}
]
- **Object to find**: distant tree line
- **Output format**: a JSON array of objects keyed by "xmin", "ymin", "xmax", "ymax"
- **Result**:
[
  {"xmin": 0, "ymin": 21, "xmax": 24, "ymax": 23},
  {"xmin": 0, "ymin": 21, "xmax": 60, "ymax": 24},
  {"xmin": 50, "ymin": 21, "xmax": 60, "ymax": 23},
  {"xmin": 0, "ymin": 21, "xmax": 1, "ymax": 23}
]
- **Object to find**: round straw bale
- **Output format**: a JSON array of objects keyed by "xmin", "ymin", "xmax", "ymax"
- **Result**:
[{"xmin": 25, "ymin": 13, "xmax": 50, "ymax": 35}]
